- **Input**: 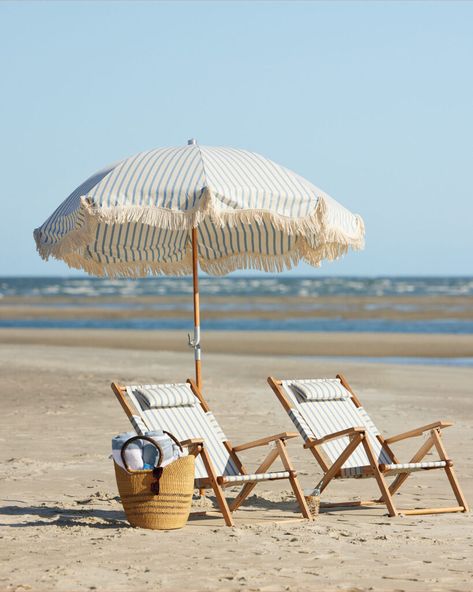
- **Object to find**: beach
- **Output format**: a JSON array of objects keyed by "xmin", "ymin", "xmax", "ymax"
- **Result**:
[
  {"xmin": 1, "ymin": 329, "xmax": 472, "ymax": 591},
  {"xmin": 2, "ymin": 0, "xmax": 472, "ymax": 590}
]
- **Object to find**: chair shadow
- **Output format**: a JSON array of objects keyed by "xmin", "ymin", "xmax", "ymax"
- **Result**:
[
  {"xmin": 0, "ymin": 503, "xmax": 130, "ymax": 529},
  {"xmin": 202, "ymin": 493, "xmax": 303, "ymax": 514}
]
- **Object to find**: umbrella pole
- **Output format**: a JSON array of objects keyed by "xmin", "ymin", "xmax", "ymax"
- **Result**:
[
  {"xmin": 191, "ymin": 227, "xmax": 202, "ymax": 389},
  {"xmin": 192, "ymin": 227, "xmax": 204, "ymax": 498}
]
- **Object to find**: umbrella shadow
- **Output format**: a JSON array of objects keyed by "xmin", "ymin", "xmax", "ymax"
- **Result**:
[{"xmin": 0, "ymin": 503, "xmax": 130, "ymax": 529}]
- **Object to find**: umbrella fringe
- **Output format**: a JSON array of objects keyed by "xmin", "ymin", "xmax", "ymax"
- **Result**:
[
  {"xmin": 35, "ymin": 240, "xmax": 361, "ymax": 280},
  {"xmin": 34, "ymin": 191, "xmax": 365, "ymax": 277},
  {"xmin": 58, "ymin": 251, "xmax": 194, "ymax": 278},
  {"xmin": 86, "ymin": 188, "xmax": 364, "ymax": 239}
]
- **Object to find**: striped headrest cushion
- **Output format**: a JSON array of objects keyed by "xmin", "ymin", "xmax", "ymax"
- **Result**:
[
  {"xmin": 289, "ymin": 379, "xmax": 351, "ymax": 402},
  {"xmin": 135, "ymin": 384, "xmax": 196, "ymax": 409}
]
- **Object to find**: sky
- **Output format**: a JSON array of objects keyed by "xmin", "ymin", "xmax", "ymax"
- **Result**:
[{"xmin": 0, "ymin": 1, "xmax": 472, "ymax": 277}]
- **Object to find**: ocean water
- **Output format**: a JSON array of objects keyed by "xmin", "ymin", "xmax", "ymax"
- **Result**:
[
  {"xmin": 1, "ymin": 276, "xmax": 472, "ymax": 334},
  {"xmin": 2, "ymin": 276, "xmax": 473, "ymax": 298}
]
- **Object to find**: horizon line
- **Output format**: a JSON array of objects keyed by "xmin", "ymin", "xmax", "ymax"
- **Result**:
[{"xmin": 1, "ymin": 274, "xmax": 472, "ymax": 280}]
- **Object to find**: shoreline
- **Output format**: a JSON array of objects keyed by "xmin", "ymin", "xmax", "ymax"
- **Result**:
[{"xmin": 1, "ymin": 327, "xmax": 473, "ymax": 358}]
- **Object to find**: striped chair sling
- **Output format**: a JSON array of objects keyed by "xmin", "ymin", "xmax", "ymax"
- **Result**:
[
  {"xmin": 281, "ymin": 379, "xmax": 447, "ymax": 477},
  {"xmin": 126, "ymin": 383, "xmax": 290, "ymax": 487}
]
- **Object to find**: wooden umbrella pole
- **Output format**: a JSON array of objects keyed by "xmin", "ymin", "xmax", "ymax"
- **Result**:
[
  {"xmin": 192, "ymin": 226, "xmax": 204, "ymax": 497},
  {"xmin": 191, "ymin": 227, "xmax": 202, "ymax": 389}
]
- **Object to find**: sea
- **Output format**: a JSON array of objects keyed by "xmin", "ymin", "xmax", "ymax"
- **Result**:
[{"xmin": 1, "ymin": 276, "xmax": 472, "ymax": 335}]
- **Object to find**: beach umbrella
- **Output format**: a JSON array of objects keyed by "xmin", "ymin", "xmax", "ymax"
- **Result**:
[{"xmin": 34, "ymin": 139, "xmax": 365, "ymax": 388}]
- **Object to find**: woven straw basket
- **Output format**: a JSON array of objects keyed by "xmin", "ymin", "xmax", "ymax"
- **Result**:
[
  {"xmin": 114, "ymin": 434, "xmax": 195, "ymax": 530},
  {"xmin": 304, "ymin": 488, "xmax": 320, "ymax": 519}
]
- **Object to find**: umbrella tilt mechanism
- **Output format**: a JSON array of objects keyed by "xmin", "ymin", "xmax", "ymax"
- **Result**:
[{"xmin": 187, "ymin": 327, "xmax": 201, "ymax": 361}]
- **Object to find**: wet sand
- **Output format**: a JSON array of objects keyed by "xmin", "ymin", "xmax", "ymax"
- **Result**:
[
  {"xmin": 1, "ymin": 327, "xmax": 473, "ymax": 358},
  {"xmin": 1, "ymin": 294, "xmax": 473, "ymax": 321},
  {"xmin": 0, "ymin": 330, "xmax": 472, "ymax": 591}
]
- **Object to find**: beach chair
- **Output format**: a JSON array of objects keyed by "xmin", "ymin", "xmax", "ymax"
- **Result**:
[
  {"xmin": 268, "ymin": 374, "xmax": 469, "ymax": 516},
  {"xmin": 112, "ymin": 379, "xmax": 312, "ymax": 526}
]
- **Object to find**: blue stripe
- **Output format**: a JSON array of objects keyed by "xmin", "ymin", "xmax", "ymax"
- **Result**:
[
  {"xmin": 218, "ymin": 148, "xmax": 277, "ymax": 209},
  {"xmin": 133, "ymin": 149, "xmax": 173, "ymax": 206},
  {"xmin": 174, "ymin": 149, "xmax": 202, "ymax": 210},
  {"xmin": 204, "ymin": 148, "xmax": 249, "ymax": 208},
  {"xmin": 113, "ymin": 150, "xmax": 151, "ymax": 206},
  {"xmin": 247, "ymin": 221, "xmax": 255, "ymax": 252},
  {"xmin": 165, "ymin": 148, "xmax": 197, "ymax": 209},
  {"xmin": 198, "ymin": 148, "xmax": 238, "ymax": 208},
  {"xmin": 121, "ymin": 150, "xmax": 160, "ymax": 207},
  {"xmin": 148, "ymin": 147, "xmax": 186, "ymax": 207},
  {"xmin": 96, "ymin": 160, "xmax": 130, "ymax": 207},
  {"xmin": 215, "ymin": 147, "xmax": 269, "ymax": 210}
]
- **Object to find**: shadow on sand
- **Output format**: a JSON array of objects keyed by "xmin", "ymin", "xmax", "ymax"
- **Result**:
[
  {"xmin": 0, "ymin": 503, "xmax": 129, "ymax": 529},
  {"xmin": 0, "ymin": 493, "xmax": 305, "ymax": 529}
]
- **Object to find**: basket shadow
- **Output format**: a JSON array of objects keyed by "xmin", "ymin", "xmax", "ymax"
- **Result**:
[{"xmin": 0, "ymin": 504, "xmax": 130, "ymax": 529}]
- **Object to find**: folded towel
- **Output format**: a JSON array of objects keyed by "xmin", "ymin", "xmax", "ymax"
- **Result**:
[
  {"xmin": 111, "ymin": 430, "xmax": 187, "ymax": 471},
  {"xmin": 112, "ymin": 431, "xmax": 144, "ymax": 470},
  {"xmin": 142, "ymin": 430, "xmax": 185, "ymax": 469}
]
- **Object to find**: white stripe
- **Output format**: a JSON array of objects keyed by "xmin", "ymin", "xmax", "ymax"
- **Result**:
[
  {"xmin": 383, "ymin": 461, "xmax": 447, "ymax": 474},
  {"xmin": 223, "ymin": 471, "xmax": 290, "ymax": 484}
]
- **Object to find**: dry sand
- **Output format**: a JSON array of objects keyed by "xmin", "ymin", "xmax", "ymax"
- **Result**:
[{"xmin": 0, "ymin": 330, "xmax": 472, "ymax": 591}]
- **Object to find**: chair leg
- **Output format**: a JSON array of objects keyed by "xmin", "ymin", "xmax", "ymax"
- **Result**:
[
  {"xmin": 317, "ymin": 434, "xmax": 364, "ymax": 494},
  {"xmin": 275, "ymin": 440, "xmax": 312, "ymax": 520},
  {"xmin": 388, "ymin": 434, "xmax": 436, "ymax": 497},
  {"xmin": 431, "ymin": 429, "xmax": 469, "ymax": 512},
  {"xmin": 229, "ymin": 447, "xmax": 279, "ymax": 511},
  {"xmin": 362, "ymin": 437, "xmax": 398, "ymax": 517},
  {"xmin": 199, "ymin": 446, "xmax": 234, "ymax": 526},
  {"xmin": 229, "ymin": 482, "xmax": 256, "ymax": 513}
]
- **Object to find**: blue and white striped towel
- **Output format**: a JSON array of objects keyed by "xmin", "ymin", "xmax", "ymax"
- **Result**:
[{"xmin": 112, "ymin": 430, "xmax": 185, "ymax": 470}]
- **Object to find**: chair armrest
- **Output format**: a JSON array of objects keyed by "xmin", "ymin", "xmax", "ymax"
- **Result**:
[
  {"xmin": 303, "ymin": 427, "xmax": 365, "ymax": 449},
  {"xmin": 385, "ymin": 421, "xmax": 453, "ymax": 444},
  {"xmin": 232, "ymin": 432, "xmax": 299, "ymax": 452},
  {"xmin": 180, "ymin": 438, "xmax": 204, "ymax": 456},
  {"xmin": 180, "ymin": 438, "xmax": 204, "ymax": 447}
]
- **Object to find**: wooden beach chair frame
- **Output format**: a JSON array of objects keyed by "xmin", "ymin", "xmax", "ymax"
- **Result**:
[
  {"xmin": 268, "ymin": 373, "xmax": 469, "ymax": 517},
  {"xmin": 112, "ymin": 379, "xmax": 312, "ymax": 526}
]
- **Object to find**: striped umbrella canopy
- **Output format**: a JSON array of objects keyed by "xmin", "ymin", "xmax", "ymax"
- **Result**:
[{"xmin": 34, "ymin": 140, "xmax": 365, "ymax": 386}]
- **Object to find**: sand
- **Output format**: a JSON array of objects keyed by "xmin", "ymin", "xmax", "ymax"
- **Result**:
[
  {"xmin": 1, "ymin": 330, "xmax": 472, "ymax": 591},
  {"xmin": 1, "ymin": 294, "xmax": 473, "ymax": 322},
  {"xmin": 1, "ymin": 327, "xmax": 473, "ymax": 358}
]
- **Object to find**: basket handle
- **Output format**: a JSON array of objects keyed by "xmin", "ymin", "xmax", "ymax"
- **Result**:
[
  {"xmin": 120, "ymin": 431, "xmax": 183, "ymax": 473},
  {"xmin": 162, "ymin": 430, "xmax": 184, "ymax": 453},
  {"xmin": 120, "ymin": 435, "xmax": 163, "ymax": 472}
]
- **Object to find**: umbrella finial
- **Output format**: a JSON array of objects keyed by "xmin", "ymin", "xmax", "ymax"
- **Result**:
[{"xmin": 187, "ymin": 138, "xmax": 197, "ymax": 145}]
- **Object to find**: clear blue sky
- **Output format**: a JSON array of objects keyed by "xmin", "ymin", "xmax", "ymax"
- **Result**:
[{"xmin": 1, "ymin": 1, "xmax": 472, "ymax": 277}]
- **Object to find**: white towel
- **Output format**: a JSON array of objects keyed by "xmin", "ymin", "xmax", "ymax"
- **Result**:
[
  {"xmin": 112, "ymin": 431, "xmax": 144, "ymax": 470},
  {"xmin": 111, "ymin": 431, "xmax": 186, "ymax": 471}
]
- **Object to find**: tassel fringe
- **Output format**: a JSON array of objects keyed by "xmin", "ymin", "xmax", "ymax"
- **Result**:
[{"xmin": 34, "ymin": 190, "xmax": 365, "ymax": 278}]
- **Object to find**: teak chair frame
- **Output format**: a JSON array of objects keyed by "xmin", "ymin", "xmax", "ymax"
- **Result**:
[
  {"xmin": 112, "ymin": 379, "xmax": 312, "ymax": 526},
  {"xmin": 268, "ymin": 373, "xmax": 469, "ymax": 517}
]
